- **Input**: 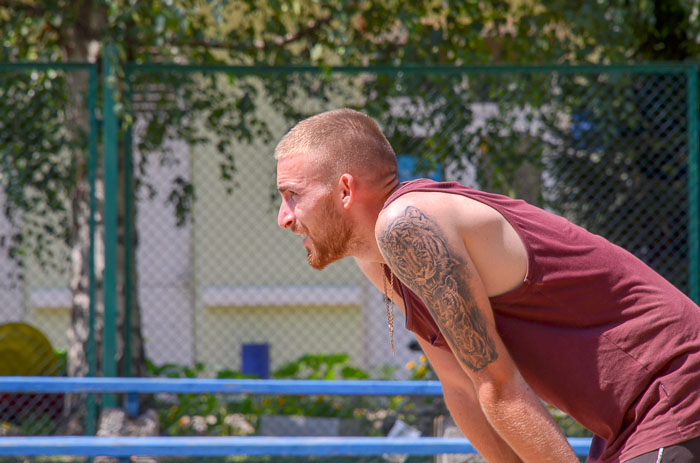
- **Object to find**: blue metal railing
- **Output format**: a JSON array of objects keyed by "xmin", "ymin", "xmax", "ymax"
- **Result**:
[
  {"xmin": 0, "ymin": 377, "xmax": 592, "ymax": 458},
  {"xmin": 0, "ymin": 376, "xmax": 444, "ymax": 395}
]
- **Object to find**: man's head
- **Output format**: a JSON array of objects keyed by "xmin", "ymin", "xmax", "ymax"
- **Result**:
[
  {"xmin": 275, "ymin": 108, "xmax": 398, "ymax": 269},
  {"xmin": 275, "ymin": 108, "xmax": 398, "ymax": 185}
]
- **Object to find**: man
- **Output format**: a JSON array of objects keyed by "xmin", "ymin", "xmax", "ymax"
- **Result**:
[{"xmin": 274, "ymin": 108, "xmax": 700, "ymax": 463}]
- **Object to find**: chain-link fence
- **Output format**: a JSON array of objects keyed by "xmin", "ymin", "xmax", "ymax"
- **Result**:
[
  {"xmin": 127, "ymin": 64, "xmax": 699, "ymax": 375},
  {"xmin": 1, "ymin": 63, "xmax": 698, "ymax": 442},
  {"xmin": 0, "ymin": 62, "xmax": 98, "ymax": 434}
]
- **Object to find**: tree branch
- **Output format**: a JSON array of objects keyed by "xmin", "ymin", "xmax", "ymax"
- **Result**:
[
  {"xmin": 135, "ymin": 14, "xmax": 334, "ymax": 55},
  {"xmin": 256, "ymin": 13, "xmax": 333, "ymax": 50},
  {"xmin": 0, "ymin": 0, "xmax": 45, "ymax": 16}
]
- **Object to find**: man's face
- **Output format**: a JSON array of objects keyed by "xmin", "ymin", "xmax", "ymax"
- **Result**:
[{"xmin": 277, "ymin": 154, "xmax": 353, "ymax": 270}]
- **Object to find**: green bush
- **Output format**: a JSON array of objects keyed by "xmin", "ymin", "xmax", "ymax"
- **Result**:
[{"xmin": 149, "ymin": 353, "xmax": 384, "ymax": 436}]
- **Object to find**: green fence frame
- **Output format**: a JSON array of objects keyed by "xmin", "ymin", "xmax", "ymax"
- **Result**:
[
  {"xmin": 687, "ymin": 66, "xmax": 700, "ymax": 303},
  {"xmin": 102, "ymin": 45, "xmax": 119, "ymax": 408}
]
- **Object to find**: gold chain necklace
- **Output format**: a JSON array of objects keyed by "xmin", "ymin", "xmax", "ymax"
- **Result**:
[{"xmin": 381, "ymin": 263, "xmax": 395, "ymax": 354}]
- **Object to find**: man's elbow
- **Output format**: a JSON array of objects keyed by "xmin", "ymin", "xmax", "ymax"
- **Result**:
[{"xmin": 472, "ymin": 367, "xmax": 525, "ymax": 411}]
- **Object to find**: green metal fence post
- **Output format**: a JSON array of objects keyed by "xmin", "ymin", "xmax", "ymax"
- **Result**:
[
  {"xmin": 687, "ymin": 64, "xmax": 700, "ymax": 304},
  {"xmin": 123, "ymin": 67, "xmax": 134, "ymax": 379},
  {"xmin": 102, "ymin": 44, "xmax": 119, "ymax": 405},
  {"xmin": 86, "ymin": 63, "xmax": 99, "ymax": 434}
]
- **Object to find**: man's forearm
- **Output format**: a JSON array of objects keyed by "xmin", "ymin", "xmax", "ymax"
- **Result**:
[
  {"xmin": 476, "ymin": 376, "xmax": 579, "ymax": 463},
  {"xmin": 444, "ymin": 384, "xmax": 523, "ymax": 462}
]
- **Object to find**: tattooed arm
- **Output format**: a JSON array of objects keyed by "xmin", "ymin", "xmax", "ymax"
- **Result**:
[
  {"xmin": 375, "ymin": 202, "xmax": 578, "ymax": 463},
  {"xmin": 354, "ymin": 259, "xmax": 521, "ymax": 462}
]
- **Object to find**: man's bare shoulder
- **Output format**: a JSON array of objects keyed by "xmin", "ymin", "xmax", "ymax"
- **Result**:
[
  {"xmin": 376, "ymin": 190, "xmax": 527, "ymax": 298},
  {"xmin": 377, "ymin": 190, "xmax": 504, "ymax": 235}
]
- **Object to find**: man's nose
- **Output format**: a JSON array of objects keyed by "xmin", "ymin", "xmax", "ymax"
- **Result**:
[{"xmin": 278, "ymin": 201, "xmax": 295, "ymax": 229}]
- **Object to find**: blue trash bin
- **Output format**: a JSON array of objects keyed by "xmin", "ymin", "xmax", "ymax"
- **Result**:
[{"xmin": 241, "ymin": 343, "xmax": 270, "ymax": 379}]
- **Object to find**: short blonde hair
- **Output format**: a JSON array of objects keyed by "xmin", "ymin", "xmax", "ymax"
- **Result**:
[{"xmin": 275, "ymin": 108, "xmax": 397, "ymax": 184}]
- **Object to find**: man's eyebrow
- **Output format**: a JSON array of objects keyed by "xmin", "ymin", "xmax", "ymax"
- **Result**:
[{"xmin": 277, "ymin": 185, "xmax": 296, "ymax": 193}]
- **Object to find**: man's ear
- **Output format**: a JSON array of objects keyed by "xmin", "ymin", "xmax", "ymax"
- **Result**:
[{"xmin": 338, "ymin": 173, "xmax": 355, "ymax": 209}]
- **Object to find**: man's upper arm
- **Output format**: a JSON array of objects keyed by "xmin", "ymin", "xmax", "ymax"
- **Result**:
[{"xmin": 375, "ymin": 200, "xmax": 512, "ymax": 381}]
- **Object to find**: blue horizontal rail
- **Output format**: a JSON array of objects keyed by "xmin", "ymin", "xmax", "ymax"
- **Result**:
[
  {"xmin": 0, "ymin": 377, "xmax": 443, "ymax": 395},
  {"xmin": 0, "ymin": 436, "xmax": 594, "ymax": 457}
]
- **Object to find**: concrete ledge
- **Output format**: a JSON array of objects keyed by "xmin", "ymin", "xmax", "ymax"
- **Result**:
[{"xmin": 202, "ymin": 285, "xmax": 362, "ymax": 306}]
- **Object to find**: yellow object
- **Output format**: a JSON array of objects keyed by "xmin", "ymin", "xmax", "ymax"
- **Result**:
[{"xmin": 0, "ymin": 322, "xmax": 59, "ymax": 376}]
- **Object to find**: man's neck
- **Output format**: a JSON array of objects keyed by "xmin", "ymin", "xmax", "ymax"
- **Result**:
[
  {"xmin": 349, "ymin": 176, "xmax": 400, "ymax": 264},
  {"xmin": 380, "ymin": 175, "xmax": 401, "ymax": 205}
]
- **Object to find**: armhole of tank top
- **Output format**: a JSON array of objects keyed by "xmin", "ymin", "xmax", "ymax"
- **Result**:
[
  {"xmin": 476, "ymin": 201, "xmax": 537, "ymax": 300},
  {"xmin": 394, "ymin": 275, "xmax": 414, "ymax": 331}
]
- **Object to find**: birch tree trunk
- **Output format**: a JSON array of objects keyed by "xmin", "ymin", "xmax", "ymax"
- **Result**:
[
  {"xmin": 62, "ymin": 17, "xmax": 102, "ymax": 433},
  {"xmin": 61, "ymin": 4, "xmax": 149, "ymax": 431}
]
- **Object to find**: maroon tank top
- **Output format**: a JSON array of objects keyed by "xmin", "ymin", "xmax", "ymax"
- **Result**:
[{"xmin": 383, "ymin": 179, "xmax": 700, "ymax": 463}]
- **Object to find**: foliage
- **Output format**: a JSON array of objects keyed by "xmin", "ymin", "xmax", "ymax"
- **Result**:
[
  {"xmin": 147, "ymin": 353, "xmax": 429, "ymax": 437},
  {"xmin": 404, "ymin": 354, "xmax": 436, "ymax": 381},
  {"xmin": 547, "ymin": 405, "xmax": 593, "ymax": 438},
  {"xmin": 0, "ymin": 67, "xmax": 78, "ymax": 269},
  {"xmin": 272, "ymin": 353, "xmax": 369, "ymax": 380}
]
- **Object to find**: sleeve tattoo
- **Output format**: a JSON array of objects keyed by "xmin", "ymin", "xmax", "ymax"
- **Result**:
[{"xmin": 377, "ymin": 206, "xmax": 498, "ymax": 372}]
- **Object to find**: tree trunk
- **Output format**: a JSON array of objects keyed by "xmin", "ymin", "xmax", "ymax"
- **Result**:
[
  {"xmin": 64, "ymin": 61, "xmax": 103, "ymax": 435},
  {"xmin": 61, "ymin": 4, "xmax": 149, "ymax": 432}
]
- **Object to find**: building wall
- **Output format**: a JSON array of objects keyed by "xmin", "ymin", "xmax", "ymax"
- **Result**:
[{"xmin": 198, "ymin": 304, "xmax": 365, "ymax": 373}]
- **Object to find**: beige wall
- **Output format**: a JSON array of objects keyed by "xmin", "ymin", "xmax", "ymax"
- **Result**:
[
  {"xmin": 25, "ymin": 306, "xmax": 70, "ymax": 352},
  {"xmin": 198, "ymin": 304, "xmax": 365, "ymax": 374}
]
